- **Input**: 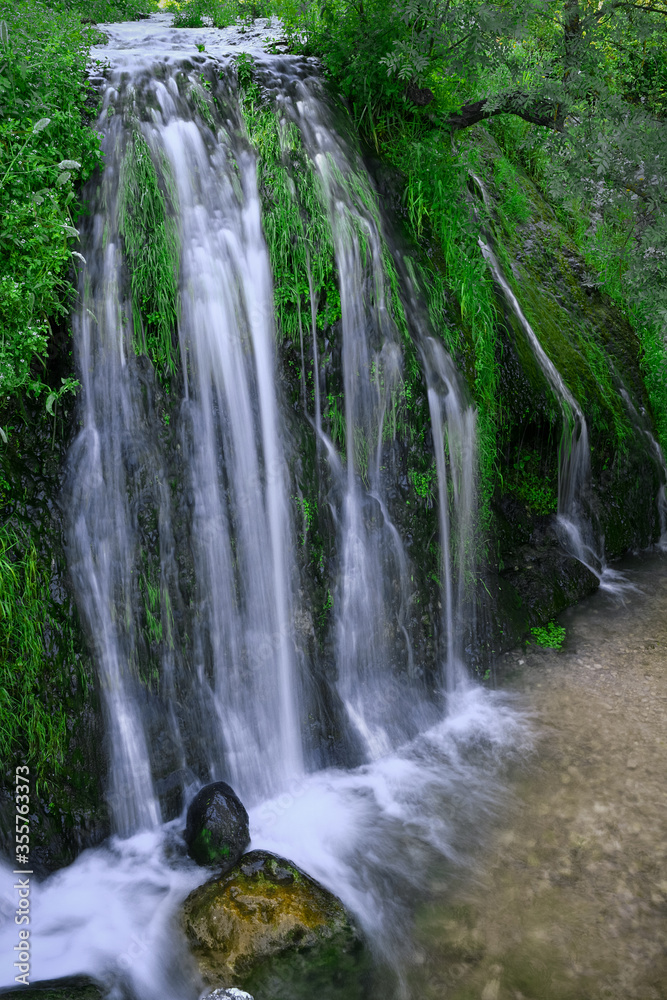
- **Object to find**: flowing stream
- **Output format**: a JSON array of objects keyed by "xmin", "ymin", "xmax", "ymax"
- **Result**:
[{"xmin": 0, "ymin": 13, "xmax": 663, "ymax": 1000}]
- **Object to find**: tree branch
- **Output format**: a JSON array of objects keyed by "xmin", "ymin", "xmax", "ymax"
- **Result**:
[{"xmin": 442, "ymin": 93, "xmax": 566, "ymax": 132}]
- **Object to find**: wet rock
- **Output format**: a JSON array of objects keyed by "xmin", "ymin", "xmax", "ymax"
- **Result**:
[
  {"xmin": 185, "ymin": 782, "xmax": 250, "ymax": 868},
  {"xmin": 183, "ymin": 850, "xmax": 368, "ymax": 1000},
  {"xmin": 203, "ymin": 990, "xmax": 254, "ymax": 1000}
]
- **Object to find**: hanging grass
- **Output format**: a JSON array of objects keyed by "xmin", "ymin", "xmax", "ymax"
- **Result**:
[
  {"xmin": 118, "ymin": 130, "xmax": 180, "ymax": 380},
  {"xmin": 0, "ymin": 526, "xmax": 84, "ymax": 795}
]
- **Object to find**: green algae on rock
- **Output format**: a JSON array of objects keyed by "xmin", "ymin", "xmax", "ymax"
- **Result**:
[{"xmin": 182, "ymin": 850, "xmax": 368, "ymax": 1000}]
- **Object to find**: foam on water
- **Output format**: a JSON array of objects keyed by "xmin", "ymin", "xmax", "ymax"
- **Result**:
[{"xmin": 0, "ymin": 689, "xmax": 530, "ymax": 996}]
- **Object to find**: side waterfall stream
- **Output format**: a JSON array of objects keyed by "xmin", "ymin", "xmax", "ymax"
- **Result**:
[{"xmin": 1, "ymin": 14, "xmax": 665, "ymax": 1000}]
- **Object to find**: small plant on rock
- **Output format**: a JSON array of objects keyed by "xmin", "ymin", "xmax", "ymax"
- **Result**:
[{"xmin": 529, "ymin": 621, "xmax": 566, "ymax": 650}]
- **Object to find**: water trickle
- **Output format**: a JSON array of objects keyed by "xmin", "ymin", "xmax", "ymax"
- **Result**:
[
  {"xmin": 620, "ymin": 388, "xmax": 667, "ymax": 550},
  {"xmin": 476, "ymin": 224, "xmax": 626, "ymax": 593}
]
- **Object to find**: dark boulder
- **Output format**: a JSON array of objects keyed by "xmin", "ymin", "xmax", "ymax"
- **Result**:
[{"xmin": 185, "ymin": 781, "xmax": 250, "ymax": 869}]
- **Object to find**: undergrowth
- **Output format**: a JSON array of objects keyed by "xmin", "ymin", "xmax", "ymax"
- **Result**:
[{"xmin": 0, "ymin": 1, "xmax": 104, "ymax": 416}]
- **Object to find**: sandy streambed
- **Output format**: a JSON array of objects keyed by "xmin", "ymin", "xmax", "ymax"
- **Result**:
[{"xmin": 410, "ymin": 551, "xmax": 667, "ymax": 1000}]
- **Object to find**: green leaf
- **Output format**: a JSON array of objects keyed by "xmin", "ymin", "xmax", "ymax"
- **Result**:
[
  {"xmin": 32, "ymin": 118, "xmax": 50, "ymax": 133},
  {"xmin": 57, "ymin": 160, "xmax": 81, "ymax": 170},
  {"xmin": 56, "ymin": 171, "xmax": 71, "ymax": 186},
  {"xmin": 45, "ymin": 393, "xmax": 57, "ymax": 416}
]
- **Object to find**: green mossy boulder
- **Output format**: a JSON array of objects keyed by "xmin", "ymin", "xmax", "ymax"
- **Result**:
[{"xmin": 182, "ymin": 850, "xmax": 369, "ymax": 1000}]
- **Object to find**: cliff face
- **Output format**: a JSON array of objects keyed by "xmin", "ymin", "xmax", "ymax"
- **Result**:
[
  {"xmin": 0, "ymin": 92, "xmax": 663, "ymax": 868},
  {"xmin": 0, "ymin": 338, "xmax": 109, "ymax": 874}
]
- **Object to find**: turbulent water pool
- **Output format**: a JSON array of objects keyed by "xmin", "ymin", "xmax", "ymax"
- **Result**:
[{"xmin": 409, "ymin": 550, "xmax": 667, "ymax": 1000}]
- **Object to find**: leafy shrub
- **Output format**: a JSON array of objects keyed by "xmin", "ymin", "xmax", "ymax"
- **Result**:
[
  {"xmin": 164, "ymin": 0, "xmax": 270, "ymax": 28},
  {"xmin": 0, "ymin": 2, "xmax": 105, "ymax": 411},
  {"xmin": 58, "ymin": 0, "xmax": 158, "ymax": 20}
]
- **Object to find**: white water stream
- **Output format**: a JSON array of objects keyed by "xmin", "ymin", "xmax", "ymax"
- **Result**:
[{"xmin": 477, "ymin": 232, "xmax": 629, "ymax": 593}]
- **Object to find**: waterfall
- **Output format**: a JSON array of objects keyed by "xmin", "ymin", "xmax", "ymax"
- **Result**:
[
  {"xmin": 66, "ymin": 164, "xmax": 164, "ymax": 836},
  {"xmin": 473, "ymin": 228, "xmax": 615, "ymax": 590},
  {"xmin": 159, "ymin": 106, "xmax": 304, "ymax": 799},
  {"xmin": 0, "ymin": 14, "xmax": 530, "ymax": 998}
]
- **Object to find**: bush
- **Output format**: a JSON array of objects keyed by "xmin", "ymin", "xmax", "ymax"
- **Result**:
[
  {"xmin": 164, "ymin": 0, "xmax": 271, "ymax": 28},
  {"xmin": 0, "ymin": 2, "xmax": 106, "ymax": 412}
]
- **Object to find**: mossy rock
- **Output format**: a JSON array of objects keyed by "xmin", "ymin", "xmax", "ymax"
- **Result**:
[
  {"xmin": 182, "ymin": 850, "xmax": 369, "ymax": 1000},
  {"xmin": 185, "ymin": 781, "xmax": 250, "ymax": 869},
  {"xmin": 0, "ymin": 978, "xmax": 103, "ymax": 1000}
]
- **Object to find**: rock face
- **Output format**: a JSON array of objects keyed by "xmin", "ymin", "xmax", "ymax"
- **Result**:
[
  {"xmin": 185, "ymin": 782, "xmax": 250, "ymax": 868},
  {"xmin": 182, "ymin": 850, "xmax": 368, "ymax": 1000}
]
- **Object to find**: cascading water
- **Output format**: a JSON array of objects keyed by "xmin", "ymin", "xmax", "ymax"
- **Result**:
[
  {"xmin": 0, "ymin": 14, "xmax": 530, "ymax": 998},
  {"xmin": 620, "ymin": 388, "xmax": 667, "ymax": 550},
  {"xmin": 469, "ymin": 172, "xmax": 627, "ymax": 590},
  {"xmin": 65, "ymin": 199, "xmax": 164, "ymax": 837},
  {"xmin": 159, "ymin": 97, "xmax": 304, "ymax": 799},
  {"xmin": 420, "ymin": 337, "xmax": 477, "ymax": 690},
  {"xmin": 280, "ymin": 99, "xmax": 434, "ymax": 756}
]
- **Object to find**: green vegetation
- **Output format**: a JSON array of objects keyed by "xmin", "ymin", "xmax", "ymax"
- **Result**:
[
  {"xmin": 409, "ymin": 466, "xmax": 436, "ymax": 500},
  {"xmin": 529, "ymin": 620, "xmax": 567, "ymax": 650},
  {"xmin": 0, "ymin": 525, "xmax": 87, "ymax": 794},
  {"xmin": 505, "ymin": 449, "xmax": 558, "ymax": 515},
  {"xmin": 0, "ymin": 0, "xmax": 161, "ymax": 416},
  {"xmin": 118, "ymin": 130, "xmax": 180, "ymax": 379},
  {"xmin": 0, "ymin": 2, "xmax": 102, "ymax": 411},
  {"xmin": 238, "ymin": 74, "xmax": 340, "ymax": 348},
  {"xmin": 164, "ymin": 0, "xmax": 271, "ymax": 27},
  {"xmin": 273, "ymin": 0, "xmax": 667, "ymax": 507},
  {"xmin": 294, "ymin": 495, "xmax": 317, "ymax": 545}
]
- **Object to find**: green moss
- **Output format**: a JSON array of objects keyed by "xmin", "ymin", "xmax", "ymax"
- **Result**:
[{"xmin": 183, "ymin": 850, "xmax": 368, "ymax": 1000}]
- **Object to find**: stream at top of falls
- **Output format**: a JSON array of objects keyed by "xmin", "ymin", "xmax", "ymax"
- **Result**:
[{"xmin": 0, "ymin": 13, "xmax": 664, "ymax": 1000}]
